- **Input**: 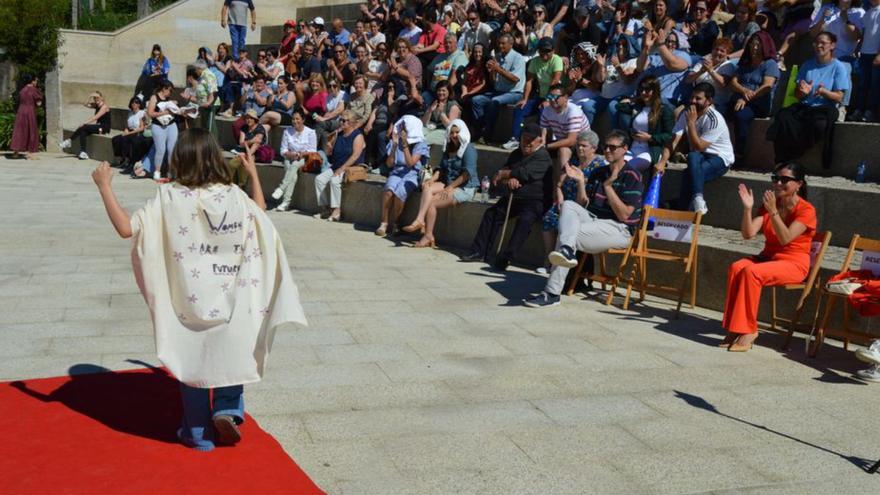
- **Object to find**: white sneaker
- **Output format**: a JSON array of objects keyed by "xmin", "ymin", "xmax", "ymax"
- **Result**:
[
  {"xmin": 153, "ymin": 170, "xmax": 162, "ymax": 180},
  {"xmin": 501, "ymin": 138, "xmax": 519, "ymax": 151},
  {"xmin": 692, "ymin": 195, "xmax": 708, "ymax": 215},
  {"xmin": 856, "ymin": 340, "xmax": 880, "ymax": 366},
  {"xmin": 271, "ymin": 188, "xmax": 284, "ymax": 200},
  {"xmin": 77, "ymin": 151, "xmax": 89, "ymax": 160},
  {"xmin": 274, "ymin": 201, "xmax": 289, "ymax": 212},
  {"xmin": 535, "ymin": 266, "xmax": 549, "ymax": 275},
  {"xmin": 60, "ymin": 139, "xmax": 71, "ymax": 149},
  {"xmin": 856, "ymin": 364, "xmax": 880, "ymax": 383}
]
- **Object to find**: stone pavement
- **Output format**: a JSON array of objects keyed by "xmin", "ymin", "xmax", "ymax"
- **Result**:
[{"xmin": 3, "ymin": 154, "xmax": 880, "ymax": 494}]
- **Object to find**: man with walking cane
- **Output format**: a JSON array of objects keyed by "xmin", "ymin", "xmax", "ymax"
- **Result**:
[{"xmin": 460, "ymin": 123, "xmax": 553, "ymax": 271}]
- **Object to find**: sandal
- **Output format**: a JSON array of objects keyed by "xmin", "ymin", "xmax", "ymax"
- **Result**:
[
  {"xmin": 375, "ymin": 223, "xmax": 387, "ymax": 236},
  {"xmin": 412, "ymin": 238, "xmax": 436, "ymax": 248},
  {"xmin": 402, "ymin": 220, "xmax": 425, "ymax": 233}
]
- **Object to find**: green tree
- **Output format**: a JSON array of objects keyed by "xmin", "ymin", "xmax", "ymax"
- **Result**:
[{"xmin": 0, "ymin": 0, "xmax": 68, "ymax": 78}]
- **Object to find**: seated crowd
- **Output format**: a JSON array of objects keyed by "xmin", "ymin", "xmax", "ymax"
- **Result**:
[{"xmin": 59, "ymin": 0, "xmax": 872, "ymax": 353}]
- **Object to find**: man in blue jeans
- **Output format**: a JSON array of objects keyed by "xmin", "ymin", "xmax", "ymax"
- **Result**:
[
  {"xmin": 471, "ymin": 34, "xmax": 525, "ymax": 143},
  {"xmin": 659, "ymin": 82, "xmax": 734, "ymax": 215},
  {"xmin": 221, "ymin": 0, "xmax": 256, "ymax": 61}
]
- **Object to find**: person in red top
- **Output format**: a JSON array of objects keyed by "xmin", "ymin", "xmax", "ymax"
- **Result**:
[
  {"xmin": 720, "ymin": 162, "xmax": 817, "ymax": 351},
  {"xmin": 413, "ymin": 11, "xmax": 447, "ymax": 77}
]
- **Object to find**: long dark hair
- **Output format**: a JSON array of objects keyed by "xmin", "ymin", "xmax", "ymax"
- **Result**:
[
  {"xmin": 774, "ymin": 162, "xmax": 808, "ymax": 200},
  {"xmin": 637, "ymin": 75, "xmax": 663, "ymax": 130},
  {"xmin": 171, "ymin": 128, "xmax": 234, "ymax": 188}
]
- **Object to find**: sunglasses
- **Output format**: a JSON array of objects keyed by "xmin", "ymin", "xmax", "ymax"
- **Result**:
[
  {"xmin": 545, "ymin": 93, "xmax": 562, "ymax": 102},
  {"xmin": 335, "ymin": 50, "xmax": 346, "ymax": 54},
  {"xmin": 639, "ymin": 87, "xmax": 653, "ymax": 93},
  {"xmin": 771, "ymin": 175, "xmax": 798, "ymax": 184},
  {"xmin": 604, "ymin": 143, "xmax": 624, "ymax": 152},
  {"xmin": 534, "ymin": 10, "xmax": 545, "ymax": 14}
]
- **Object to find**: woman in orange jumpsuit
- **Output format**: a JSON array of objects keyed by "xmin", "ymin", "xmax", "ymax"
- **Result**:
[{"xmin": 720, "ymin": 162, "xmax": 816, "ymax": 351}]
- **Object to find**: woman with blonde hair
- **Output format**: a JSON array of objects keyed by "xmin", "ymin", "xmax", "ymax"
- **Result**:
[
  {"xmin": 61, "ymin": 91, "xmax": 110, "ymax": 160},
  {"xmin": 314, "ymin": 110, "xmax": 366, "ymax": 222}
]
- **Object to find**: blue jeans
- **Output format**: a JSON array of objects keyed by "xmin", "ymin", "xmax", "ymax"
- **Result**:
[
  {"xmin": 679, "ymin": 151, "xmax": 728, "ymax": 208},
  {"xmin": 511, "ymin": 98, "xmax": 541, "ymax": 140},
  {"xmin": 854, "ymin": 53, "xmax": 880, "ymax": 112},
  {"xmin": 577, "ymin": 96, "xmax": 623, "ymax": 126},
  {"xmin": 143, "ymin": 123, "xmax": 178, "ymax": 175},
  {"xmin": 732, "ymin": 100, "xmax": 768, "ymax": 155},
  {"xmin": 229, "ymin": 24, "xmax": 247, "ymax": 61},
  {"xmin": 179, "ymin": 382, "xmax": 245, "ymax": 448},
  {"xmin": 470, "ymin": 91, "xmax": 522, "ymax": 139}
]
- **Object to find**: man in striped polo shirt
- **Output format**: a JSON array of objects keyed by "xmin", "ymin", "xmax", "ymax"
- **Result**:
[
  {"xmin": 525, "ymin": 130, "xmax": 643, "ymax": 308},
  {"xmin": 539, "ymin": 84, "xmax": 591, "ymax": 176}
]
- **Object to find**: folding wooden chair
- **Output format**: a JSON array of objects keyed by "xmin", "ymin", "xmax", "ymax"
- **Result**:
[
  {"xmin": 809, "ymin": 234, "xmax": 880, "ymax": 357},
  {"xmin": 616, "ymin": 206, "xmax": 702, "ymax": 317},
  {"xmin": 763, "ymin": 231, "xmax": 831, "ymax": 350},
  {"xmin": 564, "ymin": 224, "xmax": 641, "ymax": 308}
]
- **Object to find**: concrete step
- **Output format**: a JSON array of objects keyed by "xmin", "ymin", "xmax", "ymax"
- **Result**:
[
  {"xmin": 66, "ymin": 119, "xmax": 880, "ymax": 249},
  {"xmin": 252, "ymin": 169, "xmax": 864, "ymax": 331},
  {"xmin": 58, "ymin": 127, "xmax": 871, "ymax": 331}
]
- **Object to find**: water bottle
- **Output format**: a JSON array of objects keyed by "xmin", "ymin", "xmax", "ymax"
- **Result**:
[
  {"xmin": 855, "ymin": 161, "xmax": 866, "ymax": 183},
  {"xmin": 480, "ymin": 176, "xmax": 490, "ymax": 203}
]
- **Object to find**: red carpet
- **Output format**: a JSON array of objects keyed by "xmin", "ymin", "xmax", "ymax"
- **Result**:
[{"xmin": 0, "ymin": 363, "xmax": 324, "ymax": 495}]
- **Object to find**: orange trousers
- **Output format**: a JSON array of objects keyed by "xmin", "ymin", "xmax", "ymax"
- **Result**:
[{"xmin": 722, "ymin": 256, "xmax": 808, "ymax": 334}]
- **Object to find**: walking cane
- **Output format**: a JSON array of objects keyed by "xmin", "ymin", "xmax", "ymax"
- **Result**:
[{"xmin": 495, "ymin": 191, "xmax": 515, "ymax": 256}]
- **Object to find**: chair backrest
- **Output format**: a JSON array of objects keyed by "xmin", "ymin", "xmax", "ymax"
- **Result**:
[
  {"xmin": 637, "ymin": 206, "xmax": 703, "ymax": 269},
  {"xmin": 803, "ymin": 230, "xmax": 832, "ymax": 290},
  {"xmin": 847, "ymin": 235, "xmax": 880, "ymax": 276}
]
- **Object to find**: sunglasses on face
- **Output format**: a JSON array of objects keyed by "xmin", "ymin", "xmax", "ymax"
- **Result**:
[
  {"xmin": 639, "ymin": 87, "xmax": 653, "ymax": 93},
  {"xmin": 335, "ymin": 50, "xmax": 346, "ymax": 54},
  {"xmin": 771, "ymin": 175, "xmax": 797, "ymax": 184},
  {"xmin": 534, "ymin": 10, "xmax": 545, "ymax": 15},
  {"xmin": 604, "ymin": 143, "xmax": 624, "ymax": 152},
  {"xmin": 546, "ymin": 93, "xmax": 562, "ymax": 102}
]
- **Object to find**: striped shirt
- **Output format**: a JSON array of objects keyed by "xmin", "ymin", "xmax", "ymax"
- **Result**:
[
  {"xmin": 539, "ymin": 101, "xmax": 590, "ymax": 141},
  {"xmin": 585, "ymin": 164, "xmax": 643, "ymax": 231}
]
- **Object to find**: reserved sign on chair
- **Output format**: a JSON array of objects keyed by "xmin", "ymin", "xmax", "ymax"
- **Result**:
[
  {"xmin": 860, "ymin": 251, "xmax": 880, "ymax": 276},
  {"xmin": 650, "ymin": 219, "xmax": 693, "ymax": 243}
]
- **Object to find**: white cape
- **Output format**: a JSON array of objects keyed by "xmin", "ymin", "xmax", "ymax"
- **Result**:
[{"xmin": 130, "ymin": 183, "xmax": 307, "ymax": 388}]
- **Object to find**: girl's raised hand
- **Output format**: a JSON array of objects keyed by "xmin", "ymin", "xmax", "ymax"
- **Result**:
[
  {"xmin": 92, "ymin": 161, "xmax": 114, "ymax": 189},
  {"xmin": 737, "ymin": 183, "xmax": 753, "ymax": 209}
]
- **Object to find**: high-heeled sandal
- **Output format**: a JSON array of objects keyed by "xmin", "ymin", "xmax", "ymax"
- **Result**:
[
  {"xmin": 728, "ymin": 334, "xmax": 757, "ymax": 352},
  {"xmin": 402, "ymin": 221, "xmax": 425, "ymax": 233}
]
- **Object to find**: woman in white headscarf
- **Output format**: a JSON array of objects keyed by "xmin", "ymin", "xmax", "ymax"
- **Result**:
[
  {"xmin": 401, "ymin": 119, "xmax": 478, "ymax": 248},
  {"xmin": 375, "ymin": 114, "xmax": 430, "ymax": 237}
]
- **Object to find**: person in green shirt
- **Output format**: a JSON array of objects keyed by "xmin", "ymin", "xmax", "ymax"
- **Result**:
[{"xmin": 502, "ymin": 37, "xmax": 563, "ymax": 150}]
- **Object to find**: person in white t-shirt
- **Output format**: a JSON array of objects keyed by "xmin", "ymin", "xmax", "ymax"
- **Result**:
[
  {"xmin": 853, "ymin": 0, "xmax": 880, "ymax": 122},
  {"xmin": 539, "ymin": 84, "xmax": 590, "ymax": 172},
  {"xmin": 662, "ymin": 82, "xmax": 734, "ymax": 215}
]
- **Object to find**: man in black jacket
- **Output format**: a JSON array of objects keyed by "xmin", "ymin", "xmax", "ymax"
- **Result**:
[{"xmin": 460, "ymin": 123, "xmax": 552, "ymax": 271}]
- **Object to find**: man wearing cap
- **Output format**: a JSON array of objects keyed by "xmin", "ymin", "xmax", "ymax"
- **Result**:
[
  {"xmin": 460, "ymin": 123, "xmax": 553, "ymax": 271},
  {"xmin": 458, "ymin": 10, "xmax": 493, "ymax": 53},
  {"xmin": 503, "ymin": 37, "xmax": 563, "ymax": 150},
  {"xmin": 312, "ymin": 18, "xmax": 331, "ymax": 59},
  {"xmin": 220, "ymin": 0, "xmax": 256, "ymax": 62},
  {"xmin": 471, "ymin": 33, "xmax": 526, "ymax": 142},
  {"xmin": 560, "ymin": 6, "xmax": 603, "ymax": 55}
]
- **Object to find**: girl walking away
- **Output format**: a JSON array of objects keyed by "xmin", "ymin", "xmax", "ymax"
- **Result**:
[
  {"xmin": 10, "ymin": 74, "xmax": 43, "ymax": 160},
  {"xmin": 91, "ymin": 128, "xmax": 306, "ymax": 452}
]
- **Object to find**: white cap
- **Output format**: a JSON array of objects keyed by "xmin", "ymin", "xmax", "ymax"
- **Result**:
[
  {"xmin": 443, "ymin": 4, "xmax": 454, "ymax": 13},
  {"xmin": 312, "ymin": 16, "xmax": 325, "ymax": 26}
]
